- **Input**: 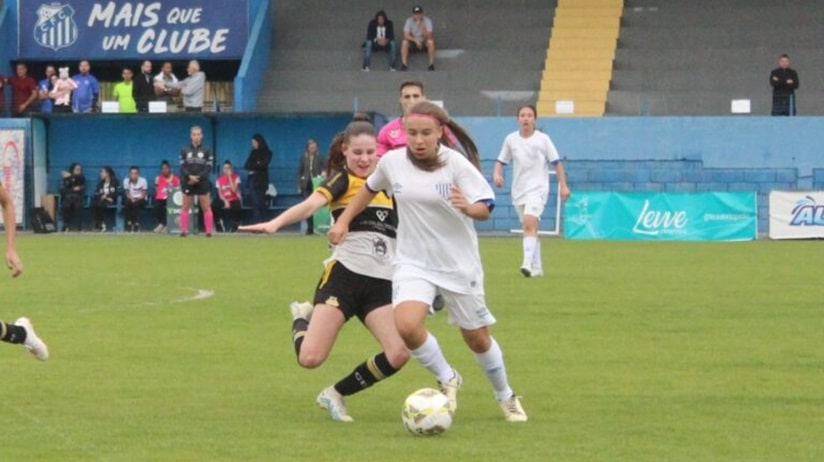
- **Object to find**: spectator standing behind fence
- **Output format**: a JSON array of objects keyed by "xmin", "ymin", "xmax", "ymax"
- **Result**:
[
  {"xmin": 37, "ymin": 65, "xmax": 56, "ymax": 113},
  {"xmin": 133, "ymin": 60, "xmax": 155, "ymax": 113},
  {"xmin": 297, "ymin": 139, "xmax": 325, "ymax": 235},
  {"xmin": 113, "ymin": 67, "xmax": 137, "ymax": 114},
  {"xmin": 770, "ymin": 54, "xmax": 799, "ymax": 116},
  {"xmin": 49, "ymin": 67, "xmax": 77, "ymax": 113},
  {"xmin": 153, "ymin": 160, "xmax": 179, "ymax": 233},
  {"xmin": 215, "ymin": 161, "xmax": 242, "ymax": 232},
  {"xmin": 72, "ymin": 60, "xmax": 99, "ymax": 113},
  {"xmin": 60, "ymin": 163, "xmax": 85, "ymax": 232},
  {"xmin": 400, "ymin": 5, "xmax": 436, "ymax": 71},
  {"xmin": 161, "ymin": 60, "xmax": 205, "ymax": 112},
  {"xmin": 244, "ymin": 134, "xmax": 273, "ymax": 224},
  {"xmin": 154, "ymin": 62, "xmax": 179, "ymax": 111},
  {"xmin": 363, "ymin": 10, "xmax": 397, "ymax": 72},
  {"xmin": 8, "ymin": 63, "xmax": 38, "ymax": 117},
  {"xmin": 91, "ymin": 166, "xmax": 118, "ymax": 232},
  {"xmin": 122, "ymin": 166, "xmax": 148, "ymax": 232}
]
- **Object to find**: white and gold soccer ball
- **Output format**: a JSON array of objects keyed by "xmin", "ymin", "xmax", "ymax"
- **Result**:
[{"xmin": 401, "ymin": 388, "xmax": 452, "ymax": 436}]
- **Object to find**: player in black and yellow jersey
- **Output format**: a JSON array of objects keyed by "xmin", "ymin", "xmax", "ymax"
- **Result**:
[{"xmin": 240, "ymin": 120, "xmax": 408, "ymax": 422}]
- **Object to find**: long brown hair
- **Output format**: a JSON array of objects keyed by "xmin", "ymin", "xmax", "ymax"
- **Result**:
[
  {"xmin": 405, "ymin": 101, "xmax": 481, "ymax": 171},
  {"xmin": 326, "ymin": 120, "xmax": 376, "ymax": 175}
]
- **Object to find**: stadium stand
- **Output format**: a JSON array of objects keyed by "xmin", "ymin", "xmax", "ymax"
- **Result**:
[
  {"xmin": 609, "ymin": 0, "xmax": 824, "ymax": 115},
  {"xmin": 538, "ymin": 0, "xmax": 621, "ymax": 117},
  {"xmin": 259, "ymin": 0, "xmax": 556, "ymax": 115}
]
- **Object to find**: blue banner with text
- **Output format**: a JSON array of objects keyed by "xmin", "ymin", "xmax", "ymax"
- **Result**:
[
  {"xmin": 564, "ymin": 192, "xmax": 758, "ymax": 241},
  {"xmin": 18, "ymin": 0, "xmax": 248, "ymax": 60}
]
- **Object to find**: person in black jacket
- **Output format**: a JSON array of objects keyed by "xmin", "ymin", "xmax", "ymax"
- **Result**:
[
  {"xmin": 244, "ymin": 134, "xmax": 272, "ymax": 224},
  {"xmin": 60, "ymin": 162, "xmax": 86, "ymax": 232},
  {"xmin": 297, "ymin": 139, "xmax": 325, "ymax": 235},
  {"xmin": 90, "ymin": 166, "xmax": 118, "ymax": 232},
  {"xmin": 179, "ymin": 125, "xmax": 215, "ymax": 237},
  {"xmin": 770, "ymin": 54, "xmax": 799, "ymax": 116},
  {"xmin": 133, "ymin": 60, "xmax": 156, "ymax": 113},
  {"xmin": 362, "ymin": 10, "xmax": 397, "ymax": 71}
]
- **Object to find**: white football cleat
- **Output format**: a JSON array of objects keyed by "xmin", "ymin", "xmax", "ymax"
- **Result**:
[
  {"xmin": 289, "ymin": 301, "xmax": 314, "ymax": 321},
  {"xmin": 438, "ymin": 369, "xmax": 462, "ymax": 414},
  {"xmin": 316, "ymin": 386, "xmax": 354, "ymax": 422},
  {"xmin": 499, "ymin": 394, "xmax": 528, "ymax": 422},
  {"xmin": 530, "ymin": 269, "xmax": 544, "ymax": 278},
  {"xmin": 14, "ymin": 317, "xmax": 49, "ymax": 361}
]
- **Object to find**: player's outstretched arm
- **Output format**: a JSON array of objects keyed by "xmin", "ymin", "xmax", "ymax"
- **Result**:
[
  {"xmin": 239, "ymin": 192, "xmax": 328, "ymax": 234},
  {"xmin": 328, "ymin": 187, "xmax": 377, "ymax": 245},
  {"xmin": 0, "ymin": 183, "xmax": 22, "ymax": 277}
]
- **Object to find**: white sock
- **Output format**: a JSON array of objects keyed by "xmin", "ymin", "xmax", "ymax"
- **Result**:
[
  {"xmin": 474, "ymin": 337, "xmax": 513, "ymax": 401},
  {"xmin": 531, "ymin": 239, "xmax": 542, "ymax": 271},
  {"xmin": 522, "ymin": 236, "xmax": 537, "ymax": 269},
  {"xmin": 411, "ymin": 332, "xmax": 455, "ymax": 384}
]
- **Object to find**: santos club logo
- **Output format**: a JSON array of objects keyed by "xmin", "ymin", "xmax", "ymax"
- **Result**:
[
  {"xmin": 790, "ymin": 196, "xmax": 824, "ymax": 226},
  {"xmin": 34, "ymin": 3, "xmax": 79, "ymax": 51}
]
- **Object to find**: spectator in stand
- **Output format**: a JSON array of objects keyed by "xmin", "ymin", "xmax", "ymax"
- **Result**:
[
  {"xmin": 400, "ymin": 5, "xmax": 436, "ymax": 71},
  {"xmin": 161, "ymin": 60, "xmax": 205, "ymax": 112},
  {"xmin": 8, "ymin": 63, "xmax": 38, "ymax": 117},
  {"xmin": 49, "ymin": 67, "xmax": 77, "ymax": 113},
  {"xmin": 60, "ymin": 163, "xmax": 85, "ymax": 232},
  {"xmin": 297, "ymin": 138, "xmax": 325, "ymax": 235},
  {"xmin": 37, "ymin": 65, "xmax": 56, "ymax": 113},
  {"xmin": 122, "ymin": 166, "xmax": 148, "ymax": 232},
  {"xmin": 363, "ymin": 10, "xmax": 397, "ymax": 72},
  {"xmin": 72, "ymin": 60, "xmax": 99, "ymax": 113},
  {"xmin": 770, "ymin": 53, "xmax": 799, "ymax": 116},
  {"xmin": 215, "ymin": 161, "xmax": 242, "ymax": 232},
  {"xmin": 244, "ymin": 134, "xmax": 273, "ymax": 224},
  {"xmin": 113, "ymin": 67, "xmax": 137, "ymax": 114},
  {"xmin": 153, "ymin": 61, "xmax": 179, "ymax": 111},
  {"xmin": 133, "ymin": 60, "xmax": 155, "ymax": 113},
  {"xmin": 153, "ymin": 160, "xmax": 180, "ymax": 233},
  {"xmin": 91, "ymin": 166, "xmax": 118, "ymax": 232}
]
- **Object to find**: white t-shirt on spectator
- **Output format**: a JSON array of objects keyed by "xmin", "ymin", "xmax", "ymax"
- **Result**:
[
  {"xmin": 403, "ymin": 16, "xmax": 433, "ymax": 42},
  {"xmin": 123, "ymin": 177, "xmax": 148, "ymax": 200}
]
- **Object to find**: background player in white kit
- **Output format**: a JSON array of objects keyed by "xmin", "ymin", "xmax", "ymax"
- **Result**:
[
  {"xmin": 329, "ymin": 101, "xmax": 527, "ymax": 422},
  {"xmin": 493, "ymin": 105, "xmax": 571, "ymax": 277}
]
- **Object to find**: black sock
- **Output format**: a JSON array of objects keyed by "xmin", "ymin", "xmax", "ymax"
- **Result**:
[
  {"xmin": 0, "ymin": 321, "xmax": 26, "ymax": 344},
  {"xmin": 334, "ymin": 352, "xmax": 400, "ymax": 397},
  {"xmin": 291, "ymin": 318, "xmax": 309, "ymax": 358}
]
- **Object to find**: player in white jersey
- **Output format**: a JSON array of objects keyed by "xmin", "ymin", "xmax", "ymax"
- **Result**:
[
  {"xmin": 329, "ymin": 101, "xmax": 527, "ymax": 422},
  {"xmin": 494, "ymin": 104, "xmax": 570, "ymax": 277},
  {"xmin": 240, "ymin": 121, "xmax": 408, "ymax": 422}
]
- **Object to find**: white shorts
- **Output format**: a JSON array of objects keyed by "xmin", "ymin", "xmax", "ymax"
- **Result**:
[
  {"xmin": 393, "ymin": 277, "xmax": 497, "ymax": 330},
  {"xmin": 514, "ymin": 195, "xmax": 547, "ymax": 221}
]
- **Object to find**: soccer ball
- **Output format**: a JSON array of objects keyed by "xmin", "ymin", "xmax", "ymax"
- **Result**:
[{"xmin": 401, "ymin": 388, "xmax": 452, "ymax": 436}]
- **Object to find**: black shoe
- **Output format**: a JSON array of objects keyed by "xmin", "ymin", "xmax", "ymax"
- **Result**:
[
  {"xmin": 432, "ymin": 294, "xmax": 445, "ymax": 312},
  {"xmin": 400, "ymin": 64, "xmax": 408, "ymax": 71},
  {"xmin": 428, "ymin": 64, "xmax": 435, "ymax": 71}
]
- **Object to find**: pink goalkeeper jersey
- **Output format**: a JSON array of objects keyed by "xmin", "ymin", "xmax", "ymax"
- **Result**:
[
  {"xmin": 377, "ymin": 117, "xmax": 458, "ymax": 158},
  {"xmin": 155, "ymin": 174, "xmax": 180, "ymax": 200}
]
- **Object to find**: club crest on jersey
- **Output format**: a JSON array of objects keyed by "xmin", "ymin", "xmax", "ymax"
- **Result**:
[
  {"xmin": 372, "ymin": 237, "xmax": 388, "ymax": 258},
  {"xmin": 376, "ymin": 210, "xmax": 389, "ymax": 222},
  {"xmin": 34, "ymin": 3, "xmax": 78, "ymax": 51},
  {"xmin": 197, "ymin": 152, "xmax": 204, "ymax": 159},
  {"xmin": 435, "ymin": 183, "xmax": 451, "ymax": 200}
]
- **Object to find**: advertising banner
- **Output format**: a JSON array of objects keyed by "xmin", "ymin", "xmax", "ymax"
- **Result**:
[
  {"xmin": 165, "ymin": 188, "xmax": 198, "ymax": 235},
  {"xmin": 768, "ymin": 191, "xmax": 824, "ymax": 239},
  {"xmin": 0, "ymin": 130, "xmax": 26, "ymax": 226},
  {"xmin": 18, "ymin": 0, "xmax": 249, "ymax": 60},
  {"xmin": 564, "ymin": 192, "xmax": 757, "ymax": 241}
]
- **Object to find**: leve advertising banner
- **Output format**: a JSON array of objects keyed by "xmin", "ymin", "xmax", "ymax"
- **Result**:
[
  {"xmin": 18, "ymin": 0, "xmax": 249, "ymax": 60},
  {"xmin": 564, "ymin": 192, "xmax": 757, "ymax": 241},
  {"xmin": 768, "ymin": 191, "xmax": 824, "ymax": 240}
]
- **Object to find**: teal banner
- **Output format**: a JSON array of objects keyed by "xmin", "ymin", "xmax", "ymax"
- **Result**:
[{"xmin": 564, "ymin": 192, "xmax": 757, "ymax": 241}]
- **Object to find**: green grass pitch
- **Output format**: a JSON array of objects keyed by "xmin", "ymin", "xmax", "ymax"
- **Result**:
[{"xmin": 1, "ymin": 234, "xmax": 821, "ymax": 461}]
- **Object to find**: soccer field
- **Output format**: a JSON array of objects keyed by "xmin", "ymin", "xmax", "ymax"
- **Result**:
[{"xmin": 1, "ymin": 234, "xmax": 821, "ymax": 461}]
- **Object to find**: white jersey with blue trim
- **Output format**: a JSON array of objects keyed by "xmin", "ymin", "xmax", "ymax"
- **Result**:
[
  {"xmin": 497, "ymin": 130, "xmax": 560, "ymax": 205},
  {"xmin": 367, "ymin": 145, "xmax": 494, "ymax": 294}
]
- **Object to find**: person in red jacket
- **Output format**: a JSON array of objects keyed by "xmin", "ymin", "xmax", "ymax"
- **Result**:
[{"xmin": 8, "ymin": 63, "xmax": 38, "ymax": 117}]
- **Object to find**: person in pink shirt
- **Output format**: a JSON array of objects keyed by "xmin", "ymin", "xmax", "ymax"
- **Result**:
[
  {"xmin": 215, "ymin": 160, "xmax": 242, "ymax": 232},
  {"xmin": 48, "ymin": 67, "xmax": 77, "ymax": 113},
  {"xmin": 377, "ymin": 80, "xmax": 457, "ymax": 157},
  {"xmin": 153, "ymin": 160, "xmax": 180, "ymax": 233}
]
